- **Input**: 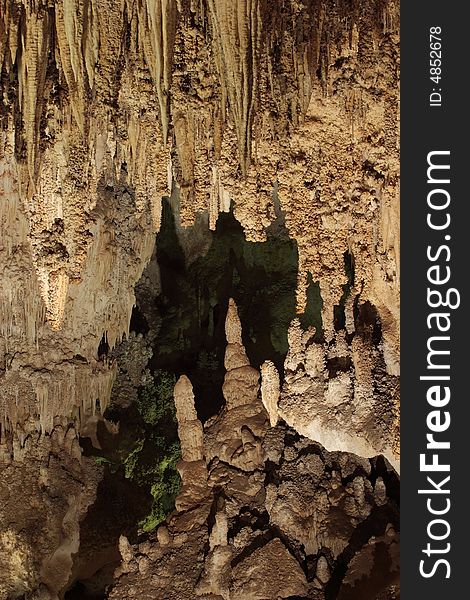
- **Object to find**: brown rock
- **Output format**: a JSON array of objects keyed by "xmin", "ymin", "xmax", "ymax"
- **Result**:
[{"xmin": 230, "ymin": 539, "xmax": 308, "ymax": 599}]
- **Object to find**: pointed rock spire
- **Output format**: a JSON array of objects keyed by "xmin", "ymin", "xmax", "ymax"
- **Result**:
[{"xmin": 173, "ymin": 374, "xmax": 204, "ymax": 462}]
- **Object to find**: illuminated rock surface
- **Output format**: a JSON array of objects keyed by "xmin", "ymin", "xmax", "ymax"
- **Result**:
[{"xmin": 0, "ymin": 1, "xmax": 399, "ymax": 598}]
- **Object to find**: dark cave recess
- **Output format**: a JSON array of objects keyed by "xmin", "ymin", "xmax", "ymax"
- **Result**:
[{"xmin": 133, "ymin": 199, "xmax": 323, "ymax": 423}]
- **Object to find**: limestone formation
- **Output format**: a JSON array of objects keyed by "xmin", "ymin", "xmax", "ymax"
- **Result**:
[
  {"xmin": 112, "ymin": 440, "xmax": 399, "ymax": 599},
  {"xmin": 174, "ymin": 374, "xmax": 204, "ymax": 462},
  {"xmin": 173, "ymin": 374, "xmax": 209, "ymax": 510},
  {"xmin": 0, "ymin": 0, "xmax": 399, "ymax": 458},
  {"xmin": 260, "ymin": 360, "xmax": 280, "ymax": 427},
  {"xmin": 204, "ymin": 299, "xmax": 268, "ymax": 471},
  {"xmin": 0, "ymin": 420, "xmax": 102, "ymax": 599},
  {"xmin": 107, "ymin": 300, "xmax": 399, "ymax": 599},
  {"xmin": 279, "ymin": 319, "xmax": 399, "ymax": 471},
  {"xmin": 230, "ymin": 538, "xmax": 309, "ymax": 599},
  {"xmin": 0, "ymin": 0, "xmax": 399, "ymax": 597}
]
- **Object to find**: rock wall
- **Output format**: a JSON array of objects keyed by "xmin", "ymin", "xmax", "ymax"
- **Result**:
[
  {"xmin": 0, "ymin": 419, "xmax": 101, "ymax": 599},
  {"xmin": 109, "ymin": 300, "xmax": 399, "ymax": 600},
  {"xmin": 1, "ymin": 0, "xmax": 399, "ymax": 432},
  {"xmin": 0, "ymin": 0, "xmax": 399, "ymax": 598}
]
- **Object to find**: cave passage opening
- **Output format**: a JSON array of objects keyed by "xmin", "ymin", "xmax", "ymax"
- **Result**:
[
  {"xmin": 135, "ymin": 198, "xmax": 323, "ymax": 423},
  {"xmin": 74, "ymin": 197, "xmax": 325, "ymax": 585},
  {"xmin": 64, "ymin": 581, "xmax": 105, "ymax": 600}
]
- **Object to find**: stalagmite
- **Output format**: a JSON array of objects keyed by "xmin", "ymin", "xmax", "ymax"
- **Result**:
[
  {"xmin": 204, "ymin": 299, "xmax": 268, "ymax": 471},
  {"xmin": 1, "ymin": 0, "xmax": 398, "ymax": 444},
  {"xmin": 173, "ymin": 374, "xmax": 209, "ymax": 512},
  {"xmin": 222, "ymin": 299, "xmax": 260, "ymax": 410},
  {"xmin": 0, "ymin": 1, "xmax": 400, "ymax": 597},
  {"xmin": 173, "ymin": 374, "xmax": 204, "ymax": 462},
  {"xmin": 260, "ymin": 360, "xmax": 280, "ymax": 427}
]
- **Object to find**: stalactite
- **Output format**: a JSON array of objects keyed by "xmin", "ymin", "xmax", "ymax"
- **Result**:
[{"xmin": 0, "ymin": 0, "xmax": 399, "ymax": 469}]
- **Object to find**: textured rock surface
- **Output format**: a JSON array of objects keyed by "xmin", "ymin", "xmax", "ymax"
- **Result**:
[
  {"xmin": 1, "ymin": 0, "xmax": 399, "ymax": 437},
  {"xmin": 174, "ymin": 374, "xmax": 204, "ymax": 462},
  {"xmin": 109, "ymin": 302, "xmax": 399, "ymax": 599},
  {"xmin": 0, "ymin": 0, "xmax": 399, "ymax": 597},
  {"xmin": 0, "ymin": 420, "xmax": 101, "ymax": 599},
  {"xmin": 279, "ymin": 317, "xmax": 399, "ymax": 470}
]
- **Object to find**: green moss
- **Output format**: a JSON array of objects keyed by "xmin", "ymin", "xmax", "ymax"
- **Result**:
[
  {"xmin": 94, "ymin": 456, "xmax": 112, "ymax": 467},
  {"xmin": 123, "ymin": 439, "xmax": 145, "ymax": 479},
  {"xmin": 116, "ymin": 373, "xmax": 182, "ymax": 531},
  {"xmin": 97, "ymin": 371, "xmax": 182, "ymax": 533},
  {"xmin": 136, "ymin": 370, "xmax": 177, "ymax": 426},
  {"xmin": 123, "ymin": 436, "xmax": 181, "ymax": 532},
  {"xmin": 139, "ymin": 443, "xmax": 182, "ymax": 531}
]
